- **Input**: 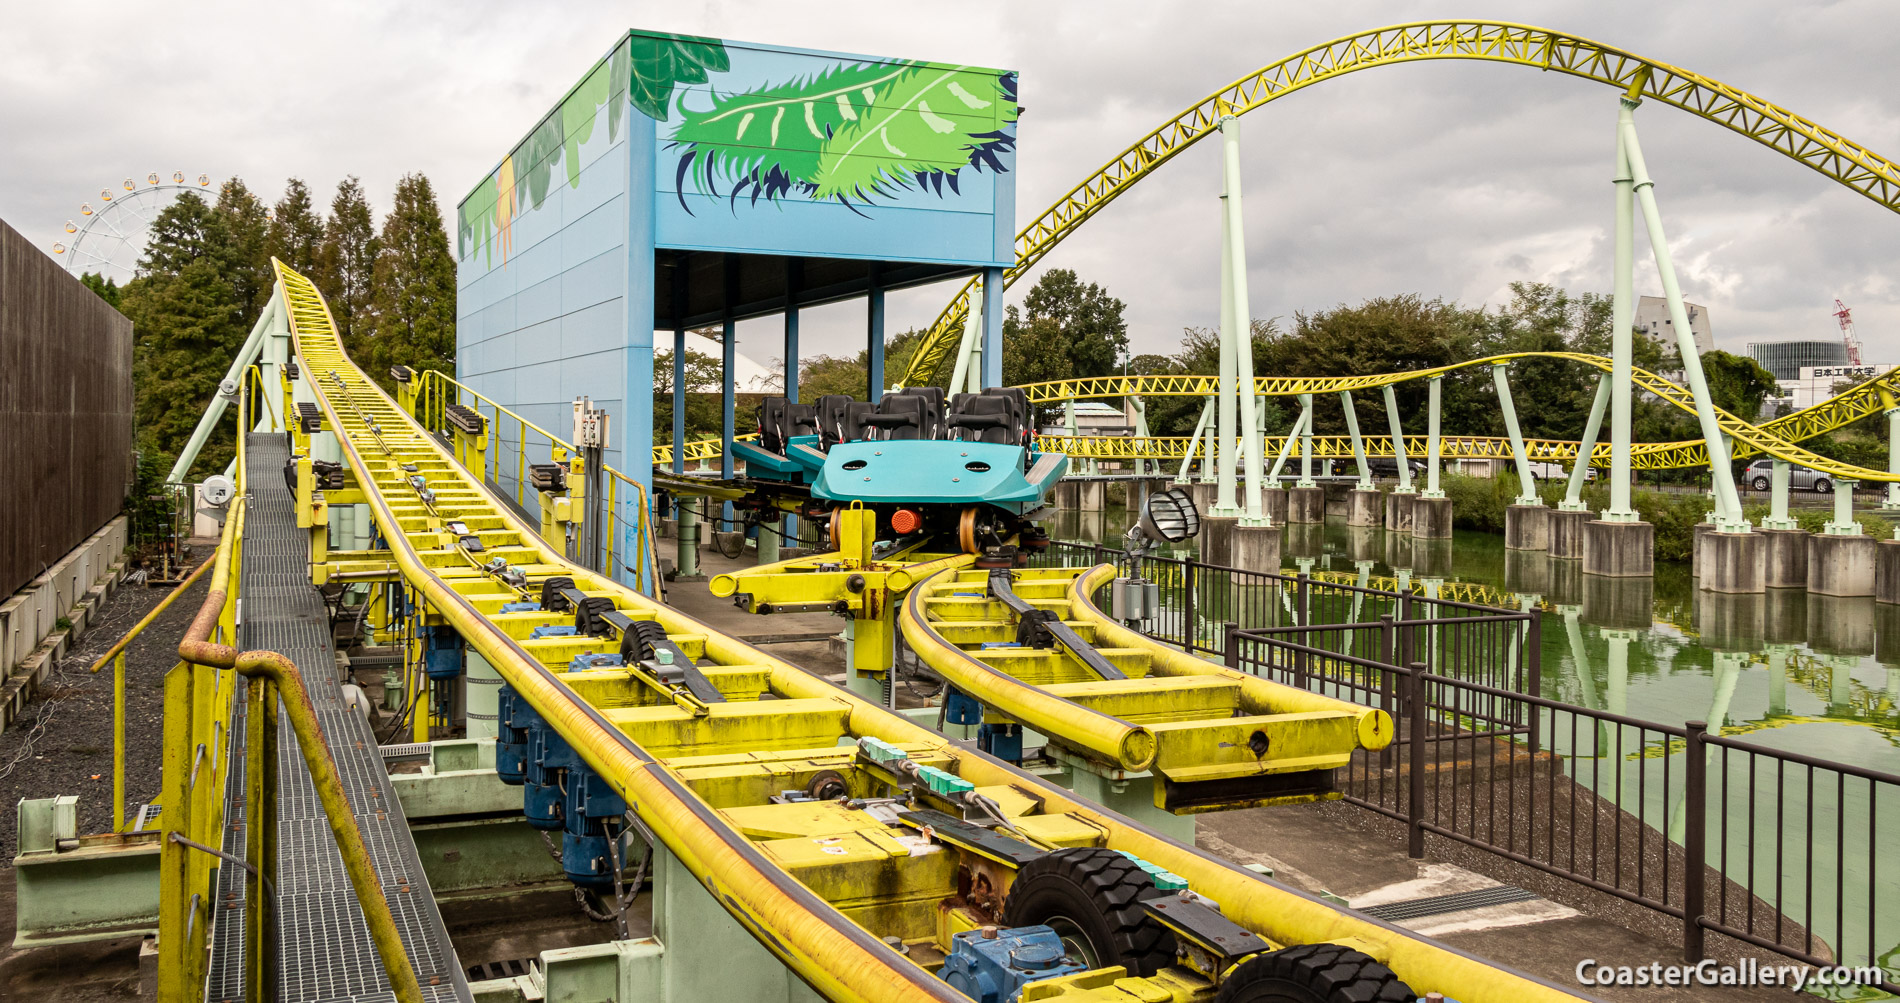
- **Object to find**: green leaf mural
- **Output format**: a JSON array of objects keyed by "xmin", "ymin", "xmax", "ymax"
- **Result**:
[
  {"xmin": 670, "ymin": 62, "xmax": 910, "ymax": 203},
  {"xmin": 811, "ymin": 64, "xmax": 1014, "ymax": 201},
  {"xmin": 629, "ymin": 32, "xmax": 730, "ymax": 122},
  {"xmin": 667, "ymin": 60, "xmax": 1018, "ymax": 213}
]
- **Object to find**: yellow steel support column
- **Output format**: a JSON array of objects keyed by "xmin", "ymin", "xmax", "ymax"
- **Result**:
[{"xmin": 155, "ymin": 662, "xmax": 194, "ymax": 1002}]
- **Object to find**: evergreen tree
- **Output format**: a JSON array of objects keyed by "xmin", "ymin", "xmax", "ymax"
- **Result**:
[
  {"xmin": 266, "ymin": 178, "xmax": 325, "ymax": 275},
  {"xmin": 317, "ymin": 176, "xmax": 379, "ymax": 354},
  {"xmin": 79, "ymin": 271, "xmax": 121, "ymax": 311},
  {"xmin": 213, "ymin": 178, "xmax": 272, "ymax": 316},
  {"xmin": 119, "ymin": 191, "xmax": 246, "ymax": 477},
  {"xmin": 366, "ymin": 173, "xmax": 456, "ymax": 389}
]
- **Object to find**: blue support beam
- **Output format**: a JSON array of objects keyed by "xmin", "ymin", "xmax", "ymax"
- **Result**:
[
  {"xmin": 867, "ymin": 264, "xmax": 885, "ymax": 402},
  {"xmin": 784, "ymin": 258, "xmax": 801, "ymax": 403},
  {"xmin": 981, "ymin": 266, "xmax": 1005, "ymax": 389}
]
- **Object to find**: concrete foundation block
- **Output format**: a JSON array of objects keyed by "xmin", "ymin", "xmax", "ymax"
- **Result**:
[
  {"xmin": 1200, "ymin": 516, "xmax": 1237, "ymax": 566},
  {"xmin": 1232, "ymin": 525, "xmax": 1283, "ymax": 575},
  {"xmin": 1878, "ymin": 539, "xmax": 1900, "ymax": 605},
  {"xmin": 1691, "ymin": 523, "xmax": 1713, "ymax": 577},
  {"xmin": 1287, "ymin": 486, "xmax": 1325, "ymax": 524},
  {"xmin": 1346, "ymin": 489, "xmax": 1381, "ymax": 527},
  {"xmin": 1384, "ymin": 491, "xmax": 1416, "ymax": 533},
  {"xmin": 1410, "ymin": 497, "xmax": 1453, "ymax": 539},
  {"xmin": 1702, "ymin": 532, "xmax": 1765, "ymax": 594},
  {"xmin": 1761, "ymin": 528, "xmax": 1810, "ymax": 590},
  {"xmin": 1582, "ymin": 520, "xmax": 1654, "ymax": 579},
  {"xmin": 1076, "ymin": 480, "xmax": 1106, "ymax": 512},
  {"xmin": 1504, "ymin": 505, "xmax": 1549, "ymax": 551},
  {"xmin": 1546, "ymin": 509, "xmax": 1589, "ymax": 560},
  {"xmin": 1807, "ymin": 533, "xmax": 1877, "ymax": 597},
  {"xmin": 1261, "ymin": 488, "xmax": 1289, "ymax": 526},
  {"xmin": 1188, "ymin": 482, "xmax": 1219, "ymax": 513}
]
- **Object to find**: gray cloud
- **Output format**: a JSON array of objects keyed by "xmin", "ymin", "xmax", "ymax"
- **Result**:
[{"xmin": 6, "ymin": 0, "xmax": 1899, "ymax": 373}]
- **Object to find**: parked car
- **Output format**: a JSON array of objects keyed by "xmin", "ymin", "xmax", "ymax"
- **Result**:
[
  {"xmin": 1363, "ymin": 456, "xmax": 1427, "ymax": 479},
  {"xmin": 1742, "ymin": 458, "xmax": 1834, "ymax": 493}
]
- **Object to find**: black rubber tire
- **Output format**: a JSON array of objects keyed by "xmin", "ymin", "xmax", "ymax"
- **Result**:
[
  {"xmin": 1752, "ymin": 476, "xmax": 1771, "ymax": 492},
  {"xmin": 1000, "ymin": 848, "xmax": 1175, "ymax": 977},
  {"xmin": 1816, "ymin": 477, "xmax": 1834, "ymax": 494},
  {"xmin": 1215, "ymin": 943, "xmax": 1417, "ymax": 1003}
]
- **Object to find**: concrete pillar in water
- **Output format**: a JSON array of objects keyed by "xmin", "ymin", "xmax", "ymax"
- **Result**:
[
  {"xmin": 1547, "ymin": 509, "xmax": 1589, "ymax": 560},
  {"xmin": 1702, "ymin": 532, "xmax": 1766, "ymax": 594},
  {"xmin": 1582, "ymin": 519, "xmax": 1653, "ymax": 578}
]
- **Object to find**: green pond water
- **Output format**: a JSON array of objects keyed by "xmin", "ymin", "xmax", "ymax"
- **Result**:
[{"xmin": 1048, "ymin": 505, "xmax": 1899, "ymax": 994}]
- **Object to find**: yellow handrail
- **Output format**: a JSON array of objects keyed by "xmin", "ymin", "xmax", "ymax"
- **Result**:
[
  {"xmin": 411, "ymin": 370, "xmax": 659, "ymax": 593},
  {"xmin": 89, "ymin": 554, "xmax": 218, "ymax": 831}
]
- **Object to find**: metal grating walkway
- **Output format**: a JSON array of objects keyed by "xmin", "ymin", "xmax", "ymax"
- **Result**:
[
  {"xmin": 203, "ymin": 434, "xmax": 468, "ymax": 1003},
  {"xmin": 1359, "ymin": 885, "xmax": 1539, "ymax": 922}
]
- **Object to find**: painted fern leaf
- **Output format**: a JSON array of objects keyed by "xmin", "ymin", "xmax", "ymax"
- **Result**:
[
  {"xmin": 811, "ymin": 64, "xmax": 1018, "ymax": 202},
  {"xmin": 628, "ymin": 33, "xmax": 730, "ymax": 122},
  {"xmin": 668, "ymin": 61, "xmax": 914, "ymax": 207}
]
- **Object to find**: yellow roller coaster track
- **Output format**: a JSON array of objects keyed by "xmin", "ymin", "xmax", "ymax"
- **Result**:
[
  {"xmin": 899, "ymin": 20, "xmax": 1900, "ymax": 389},
  {"xmin": 274, "ymin": 264, "xmax": 1579, "ymax": 1001},
  {"xmin": 655, "ymin": 349, "xmax": 1900, "ymax": 479}
]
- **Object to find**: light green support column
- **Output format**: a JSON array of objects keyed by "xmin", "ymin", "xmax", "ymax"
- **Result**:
[
  {"xmin": 166, "ymin": 291, "xmax": 281, "ymax": 484},
  {"xmin": 1762, "ymin": 460, "xmax": 1798, "ymax": 530},
  {"xmin": 1266, "ymin": 405, "xmax": 1306, "ymax": 486},
  {"xmin": 1562, "ymin": 374, "xmax": 1611, "ymax": 511},
  {"xmin": 1130, "ymin": 397, "xmax": 1150, "ymax": 478},
  {"xmin": 1177, "ymin": 399, "xmax": 1213, "ymax": 484},
  {"xmin": 1296, "ymin": 394, "xmax": 1316, "ymax": 488},
  {"xmin": 1825, "ymin": 479, "xmax": 1861, "ymax": 535},
  {"xmin": 1604, "ymin": 103, "xmax": 1640, "ymax": 522},
  {"xmin": 756, "ymin": 515, "xmax": 779, "ymax": 565},
  {"xmin": 1423, "ymin": 376, "xmax": 1444, "ymax": 498},
  {"xmin": 1620, "ymin": 103, "xmax": 1746, "ymax": 531},
  {"xmin": 1221, "ymin": 118, "xmax": 1266, "ymax": 527},
  {"xmin": 1492, "ymin": 364, "xmax": 1540, "ymax": 506},
  {"xmin": 949, "ymin": 282, "xmax": 983, "ymax": 395},
  {"xmin": 1885, "ymin": 407, "xmax": 1900, "ymax": 513},
  {"xmin": 1382, "ymin": 385, "xmax": 1413, "ymax": 494},
  {"xmin": 1339, "ymin": 392, "xmax": 1372, "ymax": 490}
]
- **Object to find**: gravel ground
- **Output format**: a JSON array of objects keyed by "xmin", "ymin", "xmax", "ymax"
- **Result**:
[{"xmin": 0, "ymin": 568, "xmax": 210, "ymax": 861}]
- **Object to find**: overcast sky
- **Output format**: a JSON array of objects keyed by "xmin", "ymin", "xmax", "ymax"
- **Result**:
[{"xmin": 7, "ymin": 1, "xmax": 1900, "ymax": 372}]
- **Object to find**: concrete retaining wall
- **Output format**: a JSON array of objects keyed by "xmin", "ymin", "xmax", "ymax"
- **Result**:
[{"xmin": 0, "ymin": 516, "xmax": 128, "ymax": 731}]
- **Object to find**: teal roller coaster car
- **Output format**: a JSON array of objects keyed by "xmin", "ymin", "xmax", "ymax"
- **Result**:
[{"xmin": 739, "ymin": 387, "xmax": 1065, "ymax": 557}]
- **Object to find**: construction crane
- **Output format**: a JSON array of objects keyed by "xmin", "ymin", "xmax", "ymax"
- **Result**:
[{"xmin": 1834, "ymin": 298, "xmax": 1866, "ymax": 366}]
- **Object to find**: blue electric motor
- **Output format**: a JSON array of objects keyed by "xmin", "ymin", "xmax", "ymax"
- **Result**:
[
  {"xmin": 495, "ymin": 685, "xmax": 537, "ymax": 785},
  {"xmin": 937, "ymin": 924, "xmax": 1087, "ymax": 1003},
  {"xmin": 523, "ymin": 719, "xmax": 581, "ymax": 830},
  {"xmin": 560, "ymin": 767, "xmax": 629, "ymax": 889}
]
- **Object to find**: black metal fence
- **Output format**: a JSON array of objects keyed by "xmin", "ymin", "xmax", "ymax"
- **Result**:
[
  {"xmin": 1226, "ymin": 631, "xmax": 1898, "ymax": 992},
  {"xmin": 1036, "ymin": 540, "xmax": 1897, "ymax": 989}
]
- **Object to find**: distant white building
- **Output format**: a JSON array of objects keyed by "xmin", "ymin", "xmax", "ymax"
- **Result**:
[
  {"xmin": 1040, "ymin": 401, "xmax": 1132, "ymax": 436},
  {"xmin": 1635, "ymin": 295, "xmax": 1715, "ymax": 355},
  {"xmin": 1776, "ymin": 363, "xmax": 1893, "ymax": 410}
]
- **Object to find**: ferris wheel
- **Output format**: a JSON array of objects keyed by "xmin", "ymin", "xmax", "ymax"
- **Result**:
[{"xmin": 50, "ymin": 171, "xmax": 216, "ymax": 284}]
